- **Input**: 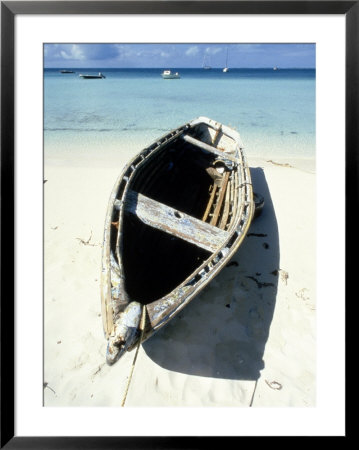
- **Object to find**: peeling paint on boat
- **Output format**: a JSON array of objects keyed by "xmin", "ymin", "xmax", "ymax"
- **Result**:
[{"xmin": 106, "ymin": 301, "xmax": 142, "ymax": 365}]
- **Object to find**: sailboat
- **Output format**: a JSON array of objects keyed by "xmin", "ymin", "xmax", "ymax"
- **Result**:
[
  {"xmin": 202, "ymin": 54, "xmax": 211, "ymax": 70},
  {"xmin": 223, "ymin": 47, "xmax": 229, "ymax": 73}
]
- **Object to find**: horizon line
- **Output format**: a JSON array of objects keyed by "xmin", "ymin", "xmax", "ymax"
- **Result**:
[{"xmin": 45, "ymin": 66, "xmax": 316, "ymax": 70}]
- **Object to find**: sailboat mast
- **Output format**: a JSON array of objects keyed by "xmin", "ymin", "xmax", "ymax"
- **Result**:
[
  {"xmin": 223, "ymin": 47, "xmax": 229, "ymax": 72},
  {"xmin": 203, "ymin": 54, "xmax": 211, "ymax": 70}
]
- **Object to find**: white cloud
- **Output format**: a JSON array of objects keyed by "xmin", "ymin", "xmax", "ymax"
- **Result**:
[
  {"xmin": 205, "ymin": 47, "xmax": 222, "ymax": 55},
  {"xmin": 59, "ymin": 44, "xmax": 85, "ymax": 61},
  {"xmin": 185, "ymin": 46, "xmax": 199, "ymax": 56}
]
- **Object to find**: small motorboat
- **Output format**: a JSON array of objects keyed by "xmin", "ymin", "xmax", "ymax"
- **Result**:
[
  {"xmin": 101, "ymin": 117, "xmax": 257, "ymax": 365},
  {"xmin": 79, "ymin": 72, "xmax": 106, "ymax": 79},
  {"xmin": 60, "ymin": 69, "xmax": 75, "ymax": 74},
  {"xmin": 161, "ymin": 70, "xmax": 180, "ymax": 79}
]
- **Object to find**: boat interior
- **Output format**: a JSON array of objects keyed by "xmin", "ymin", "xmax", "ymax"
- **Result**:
[{"xmin": 111, "ymin": 124, "xmax": 242, "ymax": 304}]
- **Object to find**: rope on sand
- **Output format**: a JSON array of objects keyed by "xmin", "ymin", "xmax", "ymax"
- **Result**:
[{"xmin": 121, "ymin": 305, "xmax": 146, "ymax": 407}]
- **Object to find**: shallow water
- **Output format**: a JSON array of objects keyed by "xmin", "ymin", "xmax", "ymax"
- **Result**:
[{"xmin": 44, "ymin": 68, "xmax": 315, "ymax": 161}]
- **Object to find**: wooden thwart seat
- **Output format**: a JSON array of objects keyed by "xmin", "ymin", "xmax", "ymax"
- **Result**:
[
  {"xmin": 180, "ymin": 134, "xmax": 239, "ymax": 163},
  {"xmin": 121, "ymin": 189, "xmax": 229, "ymax": 253}
]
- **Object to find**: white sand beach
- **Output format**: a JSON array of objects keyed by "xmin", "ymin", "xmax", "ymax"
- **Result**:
[{"xmin": 43, "ymin": 148, "xmax": 316, "ymax": 408}]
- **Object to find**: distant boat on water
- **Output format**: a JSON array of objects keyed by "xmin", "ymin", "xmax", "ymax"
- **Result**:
[
  {"xmin": 273, "ymin": 66, "xmax": 279, "ymax": 71},
  {"xmin": 161, "ymin": 70, "xmax": 180, "ymax": 79},
  {"xmin": 60, "ymin": 69, "xmax": 75, "ymax": 74},
  {"xmin": 202, "ymin": 55, "xmax": 211, "ymax": 70},
  {"xmin": 223, "ymin": 47, "xmax": 229, "ymax": 73},
  {"xmin": 79, "ymin": 72, "xmax": 106, "ymax": 79}
]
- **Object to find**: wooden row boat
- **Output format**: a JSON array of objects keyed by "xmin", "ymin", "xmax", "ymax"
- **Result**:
[{"xmin": 101, "ymin": 117, "xmax": 255, "ymax": 365}]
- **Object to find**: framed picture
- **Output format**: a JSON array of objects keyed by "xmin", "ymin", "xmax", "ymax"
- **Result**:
[{"xmin": 1, "ymin": 0, "xmax": 353, "ymax": 446}]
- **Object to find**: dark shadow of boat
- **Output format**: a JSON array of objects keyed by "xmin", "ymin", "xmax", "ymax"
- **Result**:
[{"xmin": 142, "ymin": 167, "xmax": 279, "ymax": 381}]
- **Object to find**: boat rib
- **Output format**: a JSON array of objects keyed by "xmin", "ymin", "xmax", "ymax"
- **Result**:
[{"xmin": 210, "ymin": 171, "xmax": 230, "ymax": 227}]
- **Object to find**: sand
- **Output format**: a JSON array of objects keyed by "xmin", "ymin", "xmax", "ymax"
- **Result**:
[{"xmin": 44, "ymin": 150, "xmax": 316, "ymax": 409}]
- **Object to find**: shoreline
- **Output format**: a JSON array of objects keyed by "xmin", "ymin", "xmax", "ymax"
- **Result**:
[{"xmin": 44, "ymin": 126, "xmax": 316, "ymax": 172}]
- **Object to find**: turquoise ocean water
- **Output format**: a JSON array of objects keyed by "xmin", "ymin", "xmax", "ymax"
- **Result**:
[{"xmin": 44, "ymin": 68, "xmax": 315, "ymax": 163}]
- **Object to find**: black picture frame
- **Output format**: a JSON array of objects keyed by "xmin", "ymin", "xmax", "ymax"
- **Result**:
[{"xmin": 1, "ymin": 1, "xmax": 353, "ymax": 447}]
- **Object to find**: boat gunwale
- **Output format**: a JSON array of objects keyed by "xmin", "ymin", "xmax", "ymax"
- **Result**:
[
  {"xmin": 145, "ymin": 193, "xmax": 253, "ymax": 343},
  {"xmin": 144, "ymin": 147, "xmax": 253, "ymax": 341},
  {"xmin": 101, "ymin": 125, "xmax": 188, "ymax": 338}
]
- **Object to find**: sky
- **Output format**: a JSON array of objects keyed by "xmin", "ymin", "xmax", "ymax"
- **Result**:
[{"xmin": 44, "ymin": 43, "xmax": 315, "ymax": 69}]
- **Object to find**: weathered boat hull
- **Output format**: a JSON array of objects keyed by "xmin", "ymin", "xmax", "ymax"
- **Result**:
[{"xmin": 101, "ymin": 117, "xmax": 254, "ymax": 364}]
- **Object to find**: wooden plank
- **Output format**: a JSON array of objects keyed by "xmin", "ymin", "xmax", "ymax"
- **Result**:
[
  {"xmin": 212, "ymin": 125, "xmax": 222, "ymax": 146},
  {"xmin": 124, "ymin": 189, "xmax": 229, "ymax": 253},
  {"xmin": 232, "ymin": 171, "xmax": 239, "ymax": 222},
  {"xmin": 228, "ymin": 170, "xmax": 236, "ymax": 227},
  {"xmin": 210, "ymin": 171, "xmax": 230, "ymax": 227},
  {"xmin": 219, "ymin": 175, "xmax": 231, "ymax": 229},
  {"xmin": 202, "ymin": 183, "xmax": 218, "ymax": 222},
  {"xmin": 181, "ymin": 134, "xmax": 239, "ymax": 163}
]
